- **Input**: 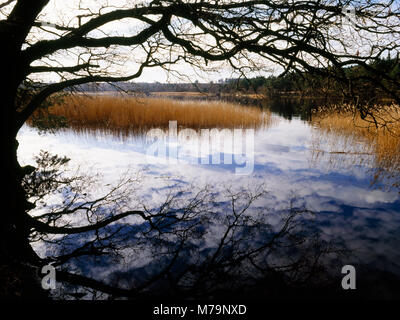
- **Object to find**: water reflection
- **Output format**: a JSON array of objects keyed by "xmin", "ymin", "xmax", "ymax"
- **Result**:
[
  {"xmin": 17, "ymin": 105, "xmax": 400, "ymax": 299},
  {"xmin": 28, "ymin": 166, "xmax": 349, "ymax": 300}
]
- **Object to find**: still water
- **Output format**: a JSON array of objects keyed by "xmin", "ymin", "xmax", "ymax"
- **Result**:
[{"xmin": 17, "ymin": 110, "xmax": 400, "ymax": 299}]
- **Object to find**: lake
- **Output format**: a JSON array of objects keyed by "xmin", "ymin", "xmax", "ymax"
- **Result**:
[{"xmin": 17, "ymin": 103, "xmax": 400, "ymax": 299}]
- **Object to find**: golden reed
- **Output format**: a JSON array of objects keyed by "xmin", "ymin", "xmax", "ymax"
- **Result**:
[
  {"xmin": 30, "ymin": 95, "xmax": 273, "ymax": 136},
  {"xmin": 311, "ymin": 104, "xmax": 400, "ymax": 189}
]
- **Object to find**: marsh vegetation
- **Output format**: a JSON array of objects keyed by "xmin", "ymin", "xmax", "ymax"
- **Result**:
[
  {"xmin": 29, "ymin": 95, "xmax": 273, "ymax": 136},
  {"xmin": 311, "ymin": 104, "xmax": 400, "ymax": 191}
]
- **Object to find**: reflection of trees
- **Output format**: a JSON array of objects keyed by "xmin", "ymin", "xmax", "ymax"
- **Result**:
[{"xmin": 24, "ymin": 151, "xmax": 346, "ymax": 300}]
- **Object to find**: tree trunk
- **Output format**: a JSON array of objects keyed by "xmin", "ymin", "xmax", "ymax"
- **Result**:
[
  {"xmin": 0, "ymin": 107, "xmax": 48, "ymax": 298},
  {"xmin": 0, "ymin": 31, "xmax": 47, "ymax": 298}
]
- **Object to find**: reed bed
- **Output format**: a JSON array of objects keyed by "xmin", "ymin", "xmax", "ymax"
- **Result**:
[
  {"xmin": 32, "ymin": 95, "xmax": 272, "ymax": 136},
  {"xmin": 311, "ymin": 104, "xmax": 400, "ymax": 189}
]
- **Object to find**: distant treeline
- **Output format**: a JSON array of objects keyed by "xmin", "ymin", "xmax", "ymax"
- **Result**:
[
  {"xmin": 62, "ymin": 57, "xmax": 399, "ymax": 102},
  {"xmin": 222, "ymin": 57, "xmax": 400, "ymax": 101},
  {"xmin": 74, "ymin": 81, "xmax": 213, "ymax": 94}
]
